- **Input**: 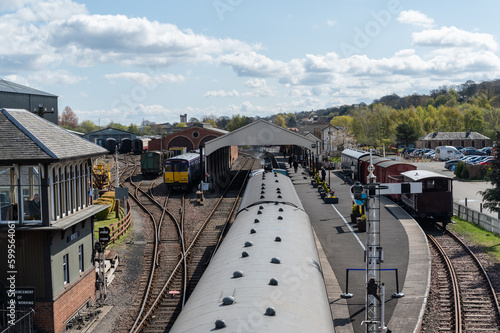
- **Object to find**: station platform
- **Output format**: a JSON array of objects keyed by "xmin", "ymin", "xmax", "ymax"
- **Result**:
[{"xmin": 280, "ymin": 157, "xmax": 430, "ymax": 333}]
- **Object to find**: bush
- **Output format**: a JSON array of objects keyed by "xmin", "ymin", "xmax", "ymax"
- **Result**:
[
  {"xmin": 455, "ymin": 161, "xmax": 466, "ymax": 178},
  {"xmin": 94, "ymin": 207, "xmax": 109, "ymax": 221}
]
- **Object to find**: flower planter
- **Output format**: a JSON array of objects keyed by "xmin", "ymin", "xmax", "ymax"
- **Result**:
[
  {"xmin": 323, "ymin": 196, "xmax": 338, "ymax": 204},
  {"xmin": 357, "ymin": 218, "xmax": 366, "ymax": 232},
  {"xmin": 320, "ymin": 192, "xmax": 327, "ymax": 199},
  {"xmin": 351, "ymin": 214, "xmax": 360, "ymax": 224}
]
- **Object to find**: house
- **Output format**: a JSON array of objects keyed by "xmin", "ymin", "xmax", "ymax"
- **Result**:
[
  {"xmin": 0, "ymin": 108, "xmax": 108, "ymax": 332},
  {"xmin": 417, "ymin": 131, "xmax": 491, "ymax": 150}
]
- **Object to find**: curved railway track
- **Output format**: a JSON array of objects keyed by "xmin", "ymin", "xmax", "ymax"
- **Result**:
[
  {"xmin": 127, "ymin": 156, "xmax": 256, "ymax": 333},
  {"xmin": 423, "ymin": 229, "xmax": 500, "ymax": 332}
]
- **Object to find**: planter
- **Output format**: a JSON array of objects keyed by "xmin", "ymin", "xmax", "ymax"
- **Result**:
[
  {"xmin": 351, "ymin": 214, "xmax": 361, "ymax": 224},
  {"xmin": 320, "ymin": 192, "xmax": 327, "ymax": 199},
  {"xmin": 357, "ymin": 218, "xmax": 366, "ymax": 232},
  {"xmin": 323, "ymin": 196, "xmax": 338, "ymax": 204}
]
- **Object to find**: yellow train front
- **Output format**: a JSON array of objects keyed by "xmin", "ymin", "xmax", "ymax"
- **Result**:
[{"xmin": 164, "ymin": 152, "xmax": 203, "ymax": 190}]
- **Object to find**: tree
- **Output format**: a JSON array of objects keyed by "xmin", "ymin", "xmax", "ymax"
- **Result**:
[
  {"xmin": 395, "ymin": 123, "xmax": 419, "ymax": 147},
  {"xmin": 201, "ymin": 115, "xmax": 218, "ymax": 128},
  {"xmin": 227, "ymin": 115, "xmax": 251, "ymax": 131},
  {"xmin": 480, "ymin": 132, "xmax": 500, "ymax": 212},
  {"xmin": 127, "ymin": 123, "xmax": 142, "ymax": 135},
  {"xmin": 60, "ymin": 106, "xmax": 78, "ymax": 129},
  {"xmin": 463, "ymin": 105, "xmax": 485, "ymax": 132},
  {"xmin": 216, "ymin": 116, "xmax": 231, "ymax": 130},
  {"xmin": 175, "ymin": 122, "xmax": 187, "ymax": 128},
  {"xmin": 275, "ymin": 114, "xmax": 286, "ymax": 128},
  {"xmin": 107, "ymin": 121, "xmax": 127, "ymax": 131},
  {"xmin": 77, "ymin": 120, "xmax": 99, "ymax": 133}
]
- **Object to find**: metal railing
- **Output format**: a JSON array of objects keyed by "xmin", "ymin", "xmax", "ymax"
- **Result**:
[
  {"xmin": 454, "ymin": 202, "xmax": 500, "ymax": 235},
  {"xmin": 0, "ymin": 309, "xmax": 34, "ymax": 333}
]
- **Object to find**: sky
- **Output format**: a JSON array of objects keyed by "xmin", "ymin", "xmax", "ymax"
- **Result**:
[{"xmin": 2, "ymin": 0, "xmax": 500, "ymax": 126}]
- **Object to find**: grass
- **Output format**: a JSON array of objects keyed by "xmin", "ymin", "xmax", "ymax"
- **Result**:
[
  {"xmin": 94, "ymin": 208, "xmax": 130, "ymax": 247},
  {"xmin": 448, "ymin": 216, "xmax": 500, "ymax": 265}
]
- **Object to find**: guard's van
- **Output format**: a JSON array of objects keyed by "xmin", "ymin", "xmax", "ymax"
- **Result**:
[{"xmin": 435, "ymin": 146, "xmax": 462, "ymax": 161}]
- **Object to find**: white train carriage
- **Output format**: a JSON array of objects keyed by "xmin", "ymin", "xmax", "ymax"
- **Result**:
[{"xmin": 170, "ymin": 171, "xmax": 334, "ymax": 333}]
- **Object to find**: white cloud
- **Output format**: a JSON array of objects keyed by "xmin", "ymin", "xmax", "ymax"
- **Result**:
[
  {"xmin": 105, "ymin": 72, "xmax": 185, "ymax": 86},
  {"xmin": 397, "ymin": 10, "xmax": 434, "ymax": 28},
  {"xmin": 203, "ymin": 89, "xmax": 240, "ymax": 98},
  {"xmin": 326, "ymin": 19, "xmax": 336, "ymax": 27},
  {"xmin": 412, "ymin": 26, "xmax": 498, "ymax": 51}
]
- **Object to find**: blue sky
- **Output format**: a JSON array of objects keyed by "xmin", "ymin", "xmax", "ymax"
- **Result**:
[{"xmin": 2, "ymin": 0, "xmax": 500, "ymax": 126}]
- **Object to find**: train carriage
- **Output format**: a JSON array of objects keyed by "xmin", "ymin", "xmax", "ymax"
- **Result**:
[
  {"xmin": 400, "ymin": 170, "xmax": 453, "ymax": 227},
  {"xmin": 359, "ymin": 155, "xmax": 387, "ymax": 183},
  {"xmin": 119, "ymin": 137, "xmax": 132, "ymax": 154},
  {"xmin": 341, "ymin": 149, "xmax": 372, "ymax": 180},
  {"xmin": 164, "ymin": 152, "xmax": 202, "ymax": 190},
  {"xmin": 169, "ymin": 171, "xmax": 334, "ymax": 333}
]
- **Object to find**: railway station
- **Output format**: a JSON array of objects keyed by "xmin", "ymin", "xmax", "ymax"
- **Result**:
[{"xmin": 2, "ymin": 114, "xmax": 500, "ymax": 333}]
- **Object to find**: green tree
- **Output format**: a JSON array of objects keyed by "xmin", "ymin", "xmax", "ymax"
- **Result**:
[
  {"xmin": 127, "ymin": 123, "xmax": 142, "ymax": 135},
  {"xmin": 395, "ymin": 123, "xmax": 419, "ymax": 147},
  {"xmin": 107, "ymin": 121, "xmax": 127, "ymax": 131},
  {"xmin": 77, "ymin": 120, "xmax": 99, "ymax": 133},
  {"xmin": 440, "ymin": 106, "xmax": 463, "ymax": 132},
  {"xmin": 175, "ymin": 122, "xmax": 187, "ymax": 128},
  {"xmin": 463, "ymin": 105, "xmax": 485, "ymax": 132},
  {"xmin": 481, "ymin": 132, "xmax": 500, "ymax": 212},
  {"xmin": 275, "ymin": 114, "xmax": 287, "ymax": 128},
  {"xmin": 227, "ymin": 114, "xmax": 251, "ymax": 131},
  {"xmin": 330, "ymin": 115, "xmax": 353, "ymax": 134},
  {"xmin": 201, "ymin": 115, "xmax": 218, "ymax": 128}
]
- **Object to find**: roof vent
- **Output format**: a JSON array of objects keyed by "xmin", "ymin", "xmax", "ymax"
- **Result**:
[
  {"xmin": 278, "ymin": 208, "xmax": 284, "ymax": 212},
  {"xmin": 271, "ymin": 257, "xmax": 281, "ymax": 264},
  {"xmin": 269, "ymin": 278, "xmax": 278, "ymax": 286},
  {"xmin": 260, "ymin": 195, "xmax": 265, "ymax": 199},
  {"xmin": 254, "ymin": 218, "xmax": 260, "ymax": 223},
  {"xmin": 233, "ymin": 270, "xmax": 243, "ymax": 278},
  {"xmin": 244, "ymin": 241, "xmax": 253, "ymax": 247},
  {"xmin": 275, "ymin": 236, "xmax": 281, "ymax": 242},
  {"xmin": 262, "ymin": 183, "xmax": 265, "ymax": 186},
  {"xmin": 259, "ymin": 205, "xmax": 264, "ymax": 209},
  {"xmin": 278, "ymin": 216, "xmax": 283, "ymax": 220},
  {"xmin": 275, "ymin": 180, "xmax": 279, "ymax": 183},
  {"xmin": 242, "ymin": 251, "xmax": 249, "ymax": 258},
  {"xmin": 250, "ymin": 229, "xmax": 256, "ymax": 234},
  {"xmin": 265, "ymin": 307, "xmax": 276, "ymax": 316},
  {"xmin": 277, "ymin": 190, "xmax": 281, "ymax": 194},
  {"xmin": 222, "ymin": 296, "xmax": 235, "ymax": 305},
  {"xmin": 277, "ymin": 195, "xmax": 282, "ymax": 198},
  {"xmin": 274, "ymin": 202, "xmax": 279, "ymax": 205},
  {"xmin": 261, "ymin": 190, "xmax": 265, "ymax": 194},
  {"xmin": 261, "ymin": 186, "xmax": 265, "ymax": 190},
  {"xmin": 215, "ymin": 319, "xmax": 226, "ymax": 329},
  {"xmin": 257, "ymin": 210, "xmax": 262, "ymax": 215},
  {"xmin": 276, "ymin": 188, "xmax": 280, "ymax": 191}
]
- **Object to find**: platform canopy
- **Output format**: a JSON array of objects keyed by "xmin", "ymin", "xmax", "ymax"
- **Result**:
[{"xmin": 204, "ymin": 119, "xmax": 318, "ymax": 155}]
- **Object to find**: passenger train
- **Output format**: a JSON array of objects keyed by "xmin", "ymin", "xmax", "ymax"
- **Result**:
[
  {"xmin": 169, "ymin": 171, "xmax": 334, "ymax": 332},
  {"xmin": 341, "ymin": 149, "xmax": 453, "ymax": 227},
  {"xmin": 164, "ymin": 152, "xmax": 203, "ymax": 190}
]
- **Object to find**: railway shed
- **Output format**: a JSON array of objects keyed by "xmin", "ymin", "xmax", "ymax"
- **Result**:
[
  {"xmin": 0, "ymin": 108, "xmax": 109, "ymax": 333},
  {"xmin": 83, "ymin": 128, "xmax": 137, "ymax": 150},
  {"xmin": 204, "ymin": 119, "xmax": 316, "ymax": 190},
  {"xmin": 0, "ymin": 79, "xmax": 58, "ymax": 125}
]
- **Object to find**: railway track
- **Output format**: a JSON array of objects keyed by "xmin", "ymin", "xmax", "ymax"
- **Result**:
[
  {"xmin": 423, "ymin": 228, "xmax": 500, "ymax": 332},
  {"xmin": 128, "ymin": 156, "xmax": 256, "ymax": 333}
]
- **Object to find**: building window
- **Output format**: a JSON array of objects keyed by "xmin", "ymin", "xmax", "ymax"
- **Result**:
[
  {"xmin": 63, "ymin": 254, "xmax": 69, "ymax": 284},
  {"xmin": 0, "ymin": 166, "xmax": 18, "ymax": 223},
  {"xmin": 79, "ymin": 244, "xmax": 84, "ymax": 273}
]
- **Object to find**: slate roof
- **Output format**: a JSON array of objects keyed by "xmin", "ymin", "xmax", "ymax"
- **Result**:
[
  {"xmin": 0, "ymin": 108, "xmax": 108, "ymax": 164},
  {"xmin": 420, "ymin": 131, "xmax": 490, "ymax": 140},
  {"xmin": 0, "ymin": 79, "xmax": 57, "ymax": 97}
]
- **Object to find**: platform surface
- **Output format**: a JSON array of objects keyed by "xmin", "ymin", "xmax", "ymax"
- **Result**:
[{"xmin": 282, "ymin": 156, "xmax": 429, "ymax": 333}]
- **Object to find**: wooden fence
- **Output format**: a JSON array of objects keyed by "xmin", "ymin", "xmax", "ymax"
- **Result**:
[
  {"xmin": 454, "ymin": 202, "xmax": 500, "ymax": 235},
  {"xmin": 109, "ymin": 200, "xmax": 132, "ymax": 243}
]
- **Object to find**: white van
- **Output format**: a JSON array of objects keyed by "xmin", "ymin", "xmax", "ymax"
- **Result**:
[{"xmin": 435, "ymin": 146, "xmax": 462, "ymax": 161}]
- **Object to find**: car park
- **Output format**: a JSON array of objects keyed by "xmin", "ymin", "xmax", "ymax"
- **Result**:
[{"xmin": 461, "ymin": 148, "xmax": 486, "ymax": 156}]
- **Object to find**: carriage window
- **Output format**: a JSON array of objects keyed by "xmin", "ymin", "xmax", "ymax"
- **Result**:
[
  {"xmin": 181, "ymin": 163, "xmax": 188, "ymax": 171},
  {"xmin": 165, "ymin": 164, "xmax": 172, "ymax": 172}
]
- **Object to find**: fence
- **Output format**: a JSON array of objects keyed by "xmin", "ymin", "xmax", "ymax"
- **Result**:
[
  {"xmin": 109, "ymin": 200, "xmax": 131, "ymax": 243},
  {"xmin": 454, "ymin": 202, "xmax": 500, "ymax": 235},
  {"xmin": 0, "ymin": 309, "xmax": 34, "ymax": 333}
]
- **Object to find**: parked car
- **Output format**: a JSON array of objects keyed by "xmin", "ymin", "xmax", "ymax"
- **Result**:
[
  {"xmin": 444, "ymin": 159, "xmax": 460, "ymax": 170},
  {"xmin": 461, "ymin": 148, "xmax": 486, "ymax": 156},
  {"xmin": 424, "ymin": 149, "xmax": 435, "ymax": 158},
  {"xmin": 479, "ymin": 157, "xmax": 498, "ymax": 165},
  {"xmin": 481, "ymin": 147, "xmax": 492, "ymax": 156}
]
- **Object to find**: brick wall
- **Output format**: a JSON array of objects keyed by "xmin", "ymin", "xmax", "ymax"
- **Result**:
[{"xmin": 34, "ymin": 269, "xmax": 95, "ymax": 333}]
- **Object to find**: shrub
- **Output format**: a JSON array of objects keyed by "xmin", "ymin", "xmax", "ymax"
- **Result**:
[
  {"xmin": 352, "ymin": 204, "xmax": 361, "ymax": 216},
  {"xmin": 94, "ymin": 207, "xmax": 109, "ymax": 221}
]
